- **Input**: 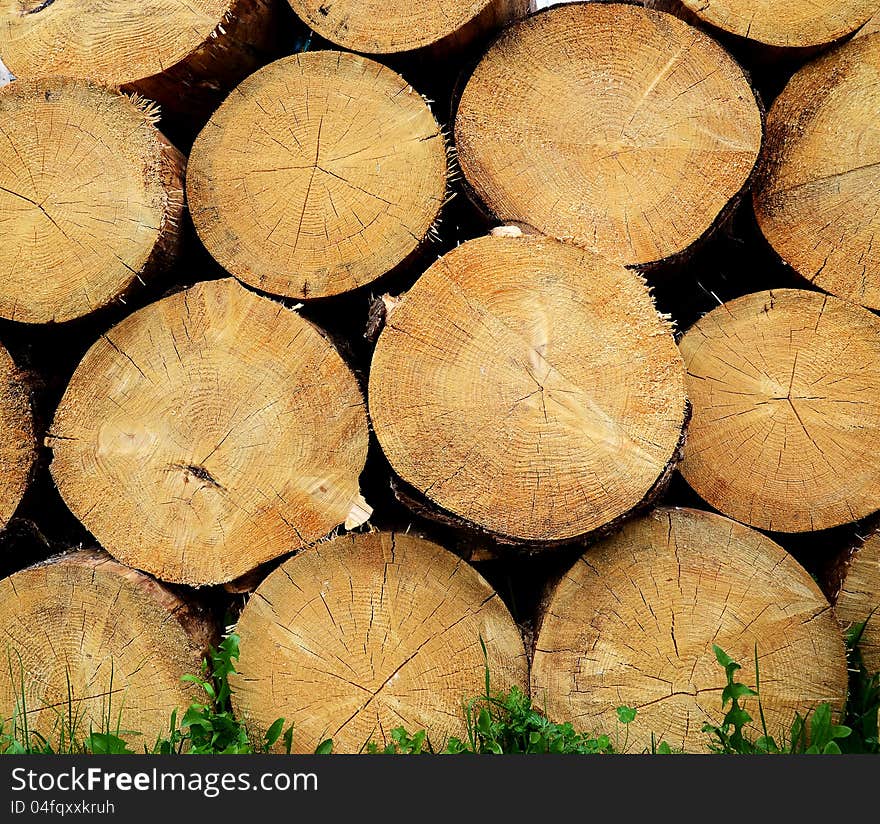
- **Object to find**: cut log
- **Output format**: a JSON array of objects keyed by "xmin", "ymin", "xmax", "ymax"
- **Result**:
[
  {"xmin": 835, "ymin": 532, "xmax": 880, "ymax": 674},
  {"xmin": 284, "ymin": 0, "xmax": 527, "ymax": 56},
  {"xmin": 668, "ymin": 0, "xmax": 879, "ymax": 49},
  {"xmin": 188, "ymin": 51, "xmax": 448, "ymax": 301},
  {"xmin": 47, "ymin": 278, "xmax": 370, "ymax": 586},
  {"xmin": 531, "ymin": 507, "xmax": 849, "ymax": 753},
  {"xmin": 679, "ymin": 288, "xmax": 880, "ymax": 533},
  {"xmin": 0, "ymin": 0, "xmax": 275, "ymax": 115},
  {"xmin": 753, "ymin": 36, "xmax": 880, "ymax": 310},
  {"xmin": 0, "ymin": 342, "xmax": 33, "ymax": 530},
  {"xmin": 368, "ymin": 234, "xmax": 689, "ymax": 544},
  {"xmin": 454, "ymin": 2, "xmax": 762, "ymax": 267},
  {"xmin": 0, "ymin": 78, "xmax": 184, "ymax": 324},
  {"xmin": 0, "ymin": 549, "xmax": 212, "ymax": 746},
  {"xmin": 231, "ymin": 531, "xmax": 528, "ymax": 752}
]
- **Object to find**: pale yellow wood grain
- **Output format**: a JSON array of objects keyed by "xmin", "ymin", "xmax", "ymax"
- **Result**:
[
  {"xmin": 231, "ymin": 531, "xmax": 529, "ymax": 752},
  {"xmin": 532, "ymin": 508, "xmax": 848, "ymax": 753},
  {"xmin": 49, "ymin": 278, "xmax": 370, "ymax": 585}
]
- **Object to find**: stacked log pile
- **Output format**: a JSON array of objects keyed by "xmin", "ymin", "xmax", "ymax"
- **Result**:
[{"xmin": 1, "ymin": 0, "xmax": 879, "ymax": 752}]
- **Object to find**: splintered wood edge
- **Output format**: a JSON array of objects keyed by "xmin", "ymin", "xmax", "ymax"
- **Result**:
[
  {"xmin": 0, "ymin": 0, "xmax": 251, "ymax": 87},
  {"xmin": 388, "ymin": 401, "xmax": 691, "ymax": 550}
]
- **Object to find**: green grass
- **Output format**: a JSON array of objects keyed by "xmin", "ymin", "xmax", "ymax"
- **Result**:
[
  {"xmin": 1, "ymin": 636, "xmax": 301, "ymax": 755},
  {"xmin": 360, "ymin": 635, "xmax": 877, "ymax": 756},
  {"xmin": 701, "ymin": 645, "xmax": 852, "ymax": 754},
  {"xmin": 840, "ymin": 618, "xmax": 880, "ymax": 753},
  {"xmin": 361, "ymin": 641, "xmax": 641, "ymax": 754},
  {"xmin": 2, "ymin": 622, "xmax": 878, "ymax": 755}
]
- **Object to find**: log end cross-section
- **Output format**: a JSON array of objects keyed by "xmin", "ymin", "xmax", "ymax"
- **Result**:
[
  {"xmin": 0, "ymin": 78, "xmax": 184, "ymax": 324},
  {"xmin": 0, "ymin": 550, "xmax": 212, "ymax": 746},
  {"xmin": 369, "ymin": 234, "xmax": 689, "ymax": 544},
  {"xmin": 188, "ymin": 51, "xmax": 448, "ymax": 301},
  {"xmin": 455, "ymin": 2, "xmax": 762, "ymax": 266},
  {"xmin": 48, "ymin": 278, "xmax": 370, "ymax": 585},
  {"xmin": 754, "ymin": 35, "xmax": 880, "ymax": 310},
  {"xmin": 231, "ymin": 531, "xmax": 528, "ymax": 752},
  {"xmin": 531, "ymin": 507, "xmax": 849, "ymax": 753},
  {"xmin": 680, "ymin": 288, "xmax": 880, "ymax": 533}
]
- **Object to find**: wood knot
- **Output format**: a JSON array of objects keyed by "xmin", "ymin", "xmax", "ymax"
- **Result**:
[
  {"xmin": 22, "ymin": 0, "xmax": 56, "ymax": 15},
  {"xmin": 172, "ymin": 463, "xmax": 225, "ymax": 491}
]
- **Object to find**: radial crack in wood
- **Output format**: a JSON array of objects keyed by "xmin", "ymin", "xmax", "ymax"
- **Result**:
[
  {"xmin": 0, "ymin": 549, "xmax": 212, "ymax": 745},
  {"xmin": 188, "ymin": 51, "xmax": 448, "ymax": 301},
  {"xmin": 231, "ymin": 530, "xmax": 528, "ymax": 753},
  {"xmin": 531, "ymin": 507, "xmax": 849, "ymax": 753},
  {"xmin": 0, "ymin": 78, "xmax": 184, "ymax": 324},
  {"xmin": 679, "ymin": 288, "xmax": 880, "ymax": 533},
  {"xmin": 454, "ymin": 2, "xmax": 762, "ymax": 266},
  {"xmin": 369, "ymin": 234, "xmax": 689, "ymax": 544},
  {"xmin": 754, "ymin": 35, "xmax": 880, "ymax": 310},
  {"xmin": 48, "ymin": 278, "xmax": 370, "ymax": 585}
]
